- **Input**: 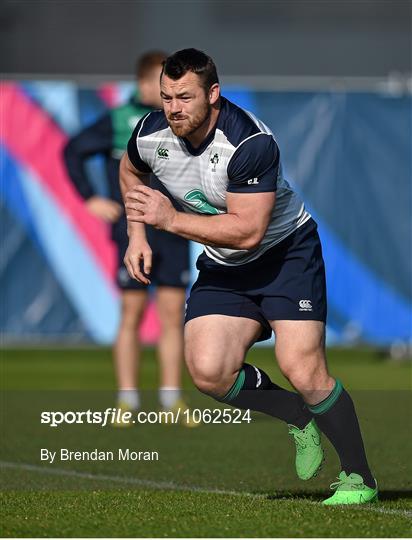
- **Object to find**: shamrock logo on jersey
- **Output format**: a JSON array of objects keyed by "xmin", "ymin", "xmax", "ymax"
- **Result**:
[
  {"xmin": 184, "ymin": 189, "xmax": 219, "ymax": 215},
  {"xmin": 210, "ymin": 153, "xmax": 219, "ymax": 172}
]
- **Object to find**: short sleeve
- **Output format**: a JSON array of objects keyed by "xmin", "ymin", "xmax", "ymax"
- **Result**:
[
  {"xmin": 227, "ymin": 134, "xmax": 279, "ymax": 193},
  {"xmin": 127, "ymin": 115, "xmax": 153, "ymax": 173}
]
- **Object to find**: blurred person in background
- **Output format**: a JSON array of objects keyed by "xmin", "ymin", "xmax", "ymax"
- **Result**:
[{"xmin": 64, "ymin": 51, "xmax": 193, "ymax": 425}]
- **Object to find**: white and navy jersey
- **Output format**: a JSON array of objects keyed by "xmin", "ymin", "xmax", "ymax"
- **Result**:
[{"xmin": 127, "ymin": 96, "xmax": 310, "ymax": 266}]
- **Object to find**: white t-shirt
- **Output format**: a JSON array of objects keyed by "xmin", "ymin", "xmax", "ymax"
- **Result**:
[{"xmin": 127, "ymin": 96, "xmax": 310, "ymax": 266}]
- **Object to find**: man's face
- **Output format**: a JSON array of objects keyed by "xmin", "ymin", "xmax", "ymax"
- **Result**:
[{"xmin": 160, "ymin": 71, "xmax": 213, "ymax": 138}]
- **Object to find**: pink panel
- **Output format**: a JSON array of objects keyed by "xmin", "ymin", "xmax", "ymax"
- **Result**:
[
  {"xmin": 1, "ymin": 82, "xmax": 162, "ymax": 344},
  {"xmin": 98, "ymin": 83, "xmax": 122, "ymax": 108},
  {"xmin": 0, "ymin": 82, "xmax": 117, "ymax": 285}
]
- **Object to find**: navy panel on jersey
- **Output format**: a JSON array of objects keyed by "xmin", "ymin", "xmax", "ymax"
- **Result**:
[
  {"xmin": 185, "ymin": 219, "xmax": 327, "ymax": 341},
  {"xmin": 227, "ymin": 134, "xmax": 279, "ymax": 193},
  {"xmin": 126, "ymin": 113, "xmax": 153, "ymax": 172},
  {"xmin": 218, "ymin": 98, "xmax": 262, "ymax": 147},
  {"xmin": 138, "ymin": 110, "xmax": 169, "ymax": 137}
]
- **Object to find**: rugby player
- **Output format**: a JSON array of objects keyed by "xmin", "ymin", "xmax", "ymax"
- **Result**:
[
  {"xmin": 120, "ymin": 48, "xmax": 377, "ymax": 503},
  {"xmin": 64, "ymin": 51, "xmax": 193, "ymax": 424}
]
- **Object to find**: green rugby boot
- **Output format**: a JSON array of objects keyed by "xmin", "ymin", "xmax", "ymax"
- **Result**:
[
  {"xmin": 323, "ymin": 472, "xmax": 378, "ymax": 505},
  {"xmin": 288, "ymin": 419, "xmax": 324, "ymax": 480}
]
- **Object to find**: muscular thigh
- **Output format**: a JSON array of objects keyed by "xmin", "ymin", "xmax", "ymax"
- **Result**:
[
  {"xmin": 270, "ymin": 320, "xmax": 333, "ymax": 402},
  {"xmin": 271, "ymin": 320, "xmax": 326, "ymax": 369},
  {"xmin": 185, "ymin": 315, "xmax": 262, "ymax": 382}
]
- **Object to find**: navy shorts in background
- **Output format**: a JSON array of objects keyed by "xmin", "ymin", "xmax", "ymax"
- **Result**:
[
  {"xmin": 185, "ymin": 218, "xmax": 327, "ymax": 342},
  {"xmin": 116, "ymin": 226, "xmax": 190, "ymax": 291}
]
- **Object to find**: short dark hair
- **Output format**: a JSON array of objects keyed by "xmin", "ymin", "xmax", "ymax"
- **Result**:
[
  {"xmin": 136, "ymin": 51, "xmax": 168, "ymax": 80},
  {"xmin": 161, "ymin": 48, "xmax": 219, "ymax": 93}
]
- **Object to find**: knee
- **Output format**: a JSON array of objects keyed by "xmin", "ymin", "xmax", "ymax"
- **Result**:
[
  {"xmin": 282, "ymin": 365, "xmax": 321, "ymax": 394},
  {"xmin": 280, "ymin": 355, "xmax": 332, "ymax": 396},
  {"xmin": 185, "ymin": 350, "xmax": 233, "ymax": 397},
  {"xmin": 191, "ymin": 362, "xmax": 230, "ymax": 397}
]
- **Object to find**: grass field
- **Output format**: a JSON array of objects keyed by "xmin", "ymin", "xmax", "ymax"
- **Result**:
[{"xmin": 1, "ymin": 347, "xmax": 411, "ymax": 537}]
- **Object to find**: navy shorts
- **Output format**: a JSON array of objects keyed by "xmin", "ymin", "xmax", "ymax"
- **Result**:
[
  {"xmin": 116, "ymin": 226, "xmax": 190, "ymax": 291},
  {"xmin": 185, "ymin": 218, "xmax": 327, "ymax": 342}
]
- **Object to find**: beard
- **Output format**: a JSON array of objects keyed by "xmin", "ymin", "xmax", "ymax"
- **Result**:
[{"xmin": 167, "ymin": 101, "xmax": 211, "ymax": 138}]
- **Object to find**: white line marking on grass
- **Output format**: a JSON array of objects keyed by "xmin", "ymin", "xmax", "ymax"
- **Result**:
[
  {"xmin": 0, "ymin": 460, "xmax": 259, "ymax": 498},
  {"xmin": 1, "ymin": 460, "xmax": 411, "ymax": 519}
]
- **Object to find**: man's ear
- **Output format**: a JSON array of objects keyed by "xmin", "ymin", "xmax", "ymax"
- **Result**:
[{"xmin": 209, "ymin": 83, "xmax": 220, "ymax": 105}]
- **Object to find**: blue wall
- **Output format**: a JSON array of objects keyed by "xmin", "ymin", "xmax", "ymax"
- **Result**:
[{"xmin": 1, "ymin": 82, "xmax": 411, "ymax": 345}]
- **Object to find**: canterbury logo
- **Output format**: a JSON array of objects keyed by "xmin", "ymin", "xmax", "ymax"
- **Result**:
[
  {"xmin": 157, "ymin": 146, "xmax": 169, "ymax": 159},
  {"xmin": 299, "ymin": 300, "xmax": 313, "ymax": 311}
]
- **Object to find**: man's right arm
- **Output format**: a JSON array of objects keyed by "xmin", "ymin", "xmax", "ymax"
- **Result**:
[{"xmin": 119, "ymin": 152, "xmax": 152, "ymax": 284}]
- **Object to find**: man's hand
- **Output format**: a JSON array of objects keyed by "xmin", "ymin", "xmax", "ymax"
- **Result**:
[
  {"xmin": 125, "ymin": 186, "xmax": 177, "ymax": 231},
  {"xmin": 123, "ymin": 237, "xmax": 152, "ymax": 285},
  {"xmin": 86, "ymin": 196, "xmax": 123, "ymax": 223}
]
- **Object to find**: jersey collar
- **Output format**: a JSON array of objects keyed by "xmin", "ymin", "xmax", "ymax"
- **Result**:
[{"xmin": 182, "ymin": 128, "xmax": 215, "ymax": 156}]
